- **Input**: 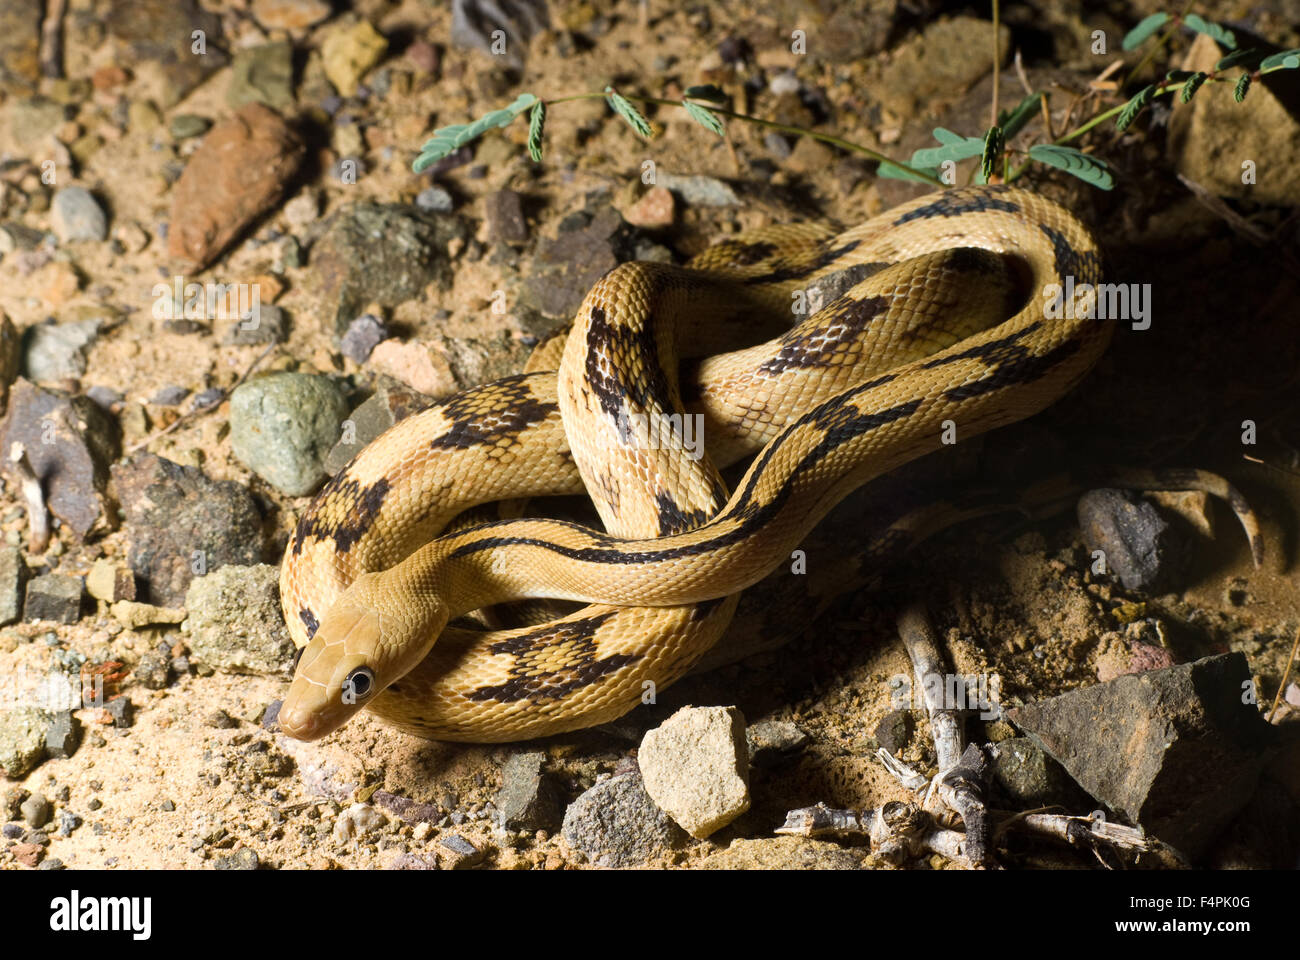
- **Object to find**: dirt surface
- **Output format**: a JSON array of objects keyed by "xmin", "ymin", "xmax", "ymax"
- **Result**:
[{"xmin": 0, "ymin": 0, "xmax": 1298, "ymax": 871}]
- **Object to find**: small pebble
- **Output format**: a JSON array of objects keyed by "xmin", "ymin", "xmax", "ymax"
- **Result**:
[{"xmin": 415, "ymin": 185, "xmax": 454, "ymax": 212}]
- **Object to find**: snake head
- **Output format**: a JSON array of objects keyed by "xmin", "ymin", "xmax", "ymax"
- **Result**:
[{"xmin": 278, "ymin": 573, "xmax": 440, "ymax": 741}]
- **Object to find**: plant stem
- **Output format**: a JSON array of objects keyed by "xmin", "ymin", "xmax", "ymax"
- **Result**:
[{"xmin": 543, "ymin": 91, "xmax": 947, "ymax": 186}]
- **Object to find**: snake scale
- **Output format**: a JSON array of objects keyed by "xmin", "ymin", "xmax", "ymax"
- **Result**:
[{"xmin": 276, "ymin": 184, "xmax": 1128, "ymax": 742}]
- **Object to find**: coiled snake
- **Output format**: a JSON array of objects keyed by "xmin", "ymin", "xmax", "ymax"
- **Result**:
[{"xmin": 278, "ymin": 185, "xmax": 1125, "ymax": 742}]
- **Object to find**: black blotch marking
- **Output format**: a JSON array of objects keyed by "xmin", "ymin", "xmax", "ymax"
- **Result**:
[
  {"xmin": 654, "ymin": 490, "xmax": 711, "ymax": 536},
  {"xmin": 467, "ymin": 611, "xmax": 640, "ymax": 703},
  {"xmin": 742, "ymin": 239, "xmax": 863, "ymax": 286},
  {"xmin": 585, "ymin": 304, "xmax": 676, "ymax": 426},
  {"xmin": 300, "ymin": 608, "xmax": 319, "ymax": 639},
  {"xmin": 1039, "ymin": 224, "xmax": 1104, "ymax": 285},
  {"xmin": 708, "ymin": 239, "xmax": 780, "ymax": 267},
  {"xmin": 291, "ymin": 475, "xmax": 391, "ymax": 556},
  {"xmin": 759, "ymin": 295, "xmax": 888, "ymax": 376},
  {"xmin": 430, "ymin": 373, "xmax": 557, "ymax": 451},
  {"xmin": 920, "ymin": 322, "xmax": 1082, "ymax": 401},
  {"xmin": 894, "ymin": 186, "xmax": 1019, "ymax": 225}
]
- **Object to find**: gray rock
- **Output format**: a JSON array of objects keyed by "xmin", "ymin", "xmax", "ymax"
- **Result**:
[
  {"xmin": 415, "ymin": 185, "xmax": 454, "ymax": 212},
  {"xmin": 149, "ymin": 385, "xmax": 189, "ymax": 407},
  {"xmin": 0, "ymin": 545, "xmax": 27, "ymax": 626},
  {"xmin": 656, "ymin": 172, "xmax": 739, "ymax": 206},
  {"xmin": 169, "ymin": 113, "xmax": 211, "ymax": 139},
  {"xmin": 58, "ymin": 810, "xmax": 81, "ymax": 836},
  {"xmin": 310, "ymin": 202, "xmax": 466, "ymax": 336},
  {"xmin": 111, "ymin": 453, "xmax": 263, "ymax": 606},
  {"xmin": 0, "ymin": 707, "xmax": 47, "ymax": 778},
  {"xmin": 19, "ymin": 792, "xmax": 50, "ymax": 828},
  {"xmin": 227, "ymin": 40, "xmax": 294, "ymax": 111},
  {"xmin": 439, "ymin": 833, "xmax": 486, "ymax": 869},
  {"xmin": 1077, "ymin": 488, "xmax": 1181, "ymax": 593},
  {"xmin": 746, "ymin": 719, "xmax": 809, "ymax": 765},
  {"xmin": 1008, "ymin": 652, "xmax": 1276, "ymax": 861},
  {"xmin": 184, "ymin": 563, "xmax": 296, "ymax": 676},
  {"xmin": 519, "ymin": 207, "xmax": 636, "ymax": 319},
  {"xmin": 214, "ymin": 847, "xmax": 259, "ymax": 870},
  {"xmin": 496, "ymin": 752, "xmax": 561, "ymax": 831},
  {"xmin": 638, "ymin": 705, "xmax": 750, "ymax": 839},
  {"xmin": 764, "ymin": 132, "xmax": 792, "ymax": 158},
  {"xmin": 988, "ymin": 736, "xmax": 1083, "ymax": 808},
  {"xmin": 23, "ymin": 574, "xmax": 84, "ymax": 624},
  {"xmin": 340, "ymin": 313, "xmax": 388, "ymax": 364},
  {"xmin": 106, "ymin": 0, "xmax": 229, "ymax": 108},
  {"xmin": 104, "ymin": 696, "xmax": 133, "ymax": 728},
  {"xmin": 0, "ymin": 222, "xmax": 49, "ymax": 253},
  {"xmin": 230, "ymin": 372, "xmax": 348, "ymax": 496},
  {"xmin": 134, "ymin": 651, "xmax": 171, "ymax": 689},
  {"xmin": 874, "ymin": 709, "xmax": 913, "ymax": 756},
  {"xmin": 8, "ymin": 96, "xmax": 66, "ymax": 148},
  {"xmin": 561, "ymin": 771, "xmax": 688, "ymax": 867},
  {"xmin": 51, "ymin": 187, "xmax": 108, "ymax": 243},
  {"xmin": 22, "ymin": 318, "xmax": 102, "ymax": 381},
  {"xmin": 485, "ymin": 189, "xmax": 527, "ymax": 245},
  {"xmin": 44, "ymin": 711, "xmax": 80, "ymax": 759},
  {"xmin": 323, "ymin": 384, "xmax": 431, "ymax": 476},
  {"xmin": 223, "ymin": 303, "xmax": 288, "ymax": 345}
]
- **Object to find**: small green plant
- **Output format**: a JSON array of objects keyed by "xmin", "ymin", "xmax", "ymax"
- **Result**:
[{"xmin": 410, "ymin": 6, "xmax": 1300, "ymax": 194}]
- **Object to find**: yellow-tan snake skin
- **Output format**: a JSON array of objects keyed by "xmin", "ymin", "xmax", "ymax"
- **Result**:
[{"xmin": 278, "ymin": 184, "xmax": 1123, "ymax": 742}]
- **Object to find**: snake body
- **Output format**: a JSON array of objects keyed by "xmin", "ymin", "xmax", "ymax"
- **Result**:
[{"xmin": 279, "ymin": 185, "xmax": 1114, "ymax": 742}]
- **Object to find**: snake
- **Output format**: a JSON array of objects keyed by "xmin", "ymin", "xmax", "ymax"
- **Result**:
[{"xmin": 276, "ymin": 184, "xmax": 1261, "ymax": 743}]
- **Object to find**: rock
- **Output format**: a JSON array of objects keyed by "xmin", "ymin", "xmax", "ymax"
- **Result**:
[
  {"xmin": 321, "ymin": 19, "xmax": 388, "ymax": 97},
  {"xmin": 323, "ymin": 384, "xmax": 432, "ymax": 475},
  {"xmin": 230, "ymin": 372, "xmax": 348, "ymax": 496},
  {"xmin": 874, "ymin": 16, "xmax": 1010, "ymax": 120},
  {"xmin": 11, "ymin": 842, "xmax": 41, "ymax": 867},
  {"xmin": 104, "ymin": 696, "xmax": 133, "ymax": 728},
  {"xmin": 214, "ymin": 847, "xmax": 260, "ymax": 870},
  {"xmin": 745, "ymin": 720, "xmax": 809, "ymax": 765},
  {"xmin": 622, "ymin": 186, "xmax": 675, "ymax": 229},
  {"xmin": 874, "ymin": 709, "xmax": 913, "ymax": 756},
  {"xmin": 561, "ymin": 771, "xmax": 688, "ymax": 867},
  {"xmin": 415, "ymin": 185, "xmax": 454, "ymax": 212},
  {"xmin": 519, "ymin": 207, "xmax": 635, "ymax": 319},
  {"xmin": 184, "ymin": 564, "xmax": 296, "ymax": 676},
  {"xmin": 1077, "ymin": 488, "xmax": 1181, "ymax": 593},
  {"xmin": 23, "ymin": 575, "xmax": 84, "ymax": 624},
  {"xmin": 9, "ymin": 96, "xmax": 67, "ymax": 148},
  {"xmin": 340, "ymin": 313, "xmax": 388, "ymax": 364},
  {"xmin": 0, "ymin": 546, "xmax": 27, "ymax": 626},
  {"xmin": 169, "ymin": 114, "xmax": 211, "ymax": 139},
  {"xmin": 655, "ymin": 172, "xmax": 738, "ymax": 207},
  {"xmin": 1095, "ymin": 626, "xmax": 1178, "ymax": 683},
  {"xmin": 1008, "ymin": 652, "xmax": 1276, "ymax": 861},
  {"xmin": 638, "ymin": 705, "xmax": 750, "ymax": 839},
  {"xmin": 106, "ymin": 0, "xmax": 229, "ymax": 107},
  {"xmin": 44, "ymin": 712, "xmax": 80, "ymax": 759},
  {"xmin": 406, "ymin": 40, "xmax": 440, "ymax": 74},
  {"xmin": 366, "ymin": 340, "xmax": 457, "ymax": 397},
  {"xmin": 58, "ymin": 810, "xmax": 81, "ymax": 836},
  {"xmin": 334, "ymin": 802, "xmax": 385, "ymax": 841},
  {"xmin": 223, "ymin": 303, "xmax": 289, "ymax": 346},
  {"xmin": 50, "ymin": 187, "xmax": 108, "ymax": 243},
  {"xmin": 167, "ymin": 104, "xmax": 304, "ymax": 271},
  {"xmin": 0, "ymin": 0, "xmax": 40, "ymax": 95},
  {"xmin": 0, "ymin": 223, "xmax": 48, "ymax": 255},
  {"xmin": 109, "ymin": 601, "xmax": 185, "ymax": 629},
  {"xmin": 149, "ymin": 385, "xmax": 190, "ymax": 407},
  {"xmin": 0, "ymin": 707, "xmax": 47, "ymax": 778},
  {"xmin": 988, "ymin": 736, "xmax": 1083, "ymax": 808},
  {"xmin": 251, "ymin": 0, "xmax": 331, "ymax": 31},
  {"xmin": 496, "ymin": 752, "xmax": 561, "ymax": 831},
  {"xmin": 310, "ymin": 203, "xmax": 465, "ymax": 336},
  {"xmin": 87, "ymin": 558, "xmax": 133, "ymax": 602},
  {"xmin": 19, "ymin": 792, "xmax": 50, "ymax": 828},
  {"xmin": 134, "ymin": 650, "xmax": 171, "ymax": 689},
  {"xmin": 450, "ymin": 0, "xmax": 547, "ymax": 69},
  {"xmin": 439, "ymin": 833, "xmax": 486, "ymax": 869},
  {"xmin": 1169, "ymin": 34, "xmax": 1300, "ymax": 206},
  {"xmin": 371, "ymin": 790, "xmax": 440, "ymax": 823},
  {"xmin": 700, "ymin": 836, "xmax": 868, "ymax": 869},
  {"xmin": 111, "ymin": 453, "xmax": 264, "ymax": 607},
  {"xmin": 485, "ymin": 189, "xmax": 527, "ymax": 244},
  {"xmin": 227, "ymin": 41, "xmax": 295, "ymax": 112},
  {"xmin": 22, "ymin": 317, "xmax": 102, "ymax": 381}
]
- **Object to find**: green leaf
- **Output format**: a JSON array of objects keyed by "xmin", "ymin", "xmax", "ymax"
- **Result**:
[
  {"xmin": 1261, "ymin": 48, "xmax": 1300, "ymax": 71},
  {"xmin": 1028, "ymin": 145, "xmax": 1114, "ymax": 190},
  {"xmin": 527, "ymin": 101, "xmax": 545, "ymax": 163},
  {"xmin": 1234, "ymin": 73, "xmax": 1251, "ymax": 102},
  {"xmin": 1184, "ymin": 14, "xmax": 1236, "ymax": 50},
  {"xmin": 998, "ymin": 92, "xmax": 1043, "ymax": 140},
  {"xmin": 1116, "ymin": 84, "xmax": 1156, "ymax": 132},
  {"xmin": 1215, "ymin": 48, "xmax": 1262, "ymax": 71},
  {"xmin": 605, "ymin": 87, "xmax": 653, "ymax": 138},
  {"xmin": 910, "ymin": 127, "xmax": 984, "ymax": 167},
  {"xmin": 412, "ymin": 93, "xmax": 539, "ymax": 173},
  {"xmin": 1163, "ymin": 70, "xmax": 1195, "ymax": 82},
  {"xmin": 683, "ymin": 101, "xmax": 725, "ymax": 136},
  {"xmin": 877, "ymin": 161, "xmax": 940, "ymax": 183},
  {"xmin": 981, "ymin": 126, "xmax": 1004, "ymax": 181},
  {"xmin": 1122, "ymin": 13, "xmax": 1168, "ymax": 51},
  {"xmin": 1180, "ymin": 72, "xmax": 1208, "ymax": 103},
  {"xmin": 683, "ymin": 84, "xmax": 728, "ymax": 103}
]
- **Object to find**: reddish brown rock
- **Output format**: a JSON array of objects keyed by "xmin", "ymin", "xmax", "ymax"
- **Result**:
[
  {"xmin": 167, "ymin": 104, "xmax": 304, "ymax": 271},
  {"xmin": 622, "ymin": 186, "xmax": 674, "ymax": 229}
]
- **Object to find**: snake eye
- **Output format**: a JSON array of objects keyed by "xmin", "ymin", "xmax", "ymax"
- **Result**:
[{"xmin": 345, "ymin": 666, "xmax": 375, "ymax": 700}]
